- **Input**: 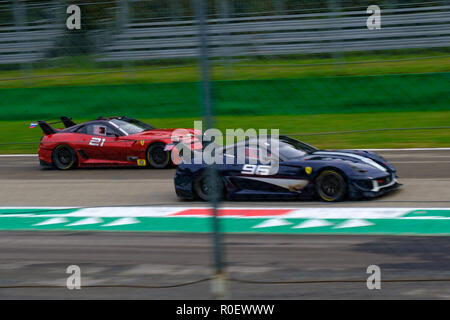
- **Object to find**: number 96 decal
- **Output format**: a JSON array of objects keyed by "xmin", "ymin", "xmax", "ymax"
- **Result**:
[{"xmin": 241, "ymin": 164, "xmax": 271, "ymax": 175}]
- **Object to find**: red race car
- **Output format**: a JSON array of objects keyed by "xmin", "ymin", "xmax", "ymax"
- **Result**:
[{"xmin": 36, "ymin": 116, "xmax": 201, "ymax": 169}]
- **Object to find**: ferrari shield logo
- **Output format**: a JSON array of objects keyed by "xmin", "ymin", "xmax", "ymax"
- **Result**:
[
  {"xmin": 305, "ymin": 167, "xmax": 312, "ymax": 175},
  {"xmin": 137, "ymin": 159, "xmax": 146, "ymax": 166},
  {"xmin": 140, "ymin": 140, "xmax": 145, "ymax": 146}
]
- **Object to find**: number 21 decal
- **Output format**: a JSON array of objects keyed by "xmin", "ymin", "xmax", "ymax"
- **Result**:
[{"xmin": 89, "ymin": 137, "xmax": 106, "ymax": 147}]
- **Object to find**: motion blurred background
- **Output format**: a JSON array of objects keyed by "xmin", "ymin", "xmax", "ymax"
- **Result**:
[{"xmin": 0, "ymin": 0, "xmax": 449, "ymax": 153}]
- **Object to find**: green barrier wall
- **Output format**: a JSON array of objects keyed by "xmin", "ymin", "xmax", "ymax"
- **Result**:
[{"xmin": 0, "ymin": 72, "xmax": 448, "ymax": 120}]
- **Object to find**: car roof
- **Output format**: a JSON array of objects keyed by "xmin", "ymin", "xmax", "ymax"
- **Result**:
[
  {"xmin": 225, "ymin": 135, "xmax": 295, "ymax": 147},
  {"xmin": 59, "ymin": 120, "xmax": 113, "ymax": 133}
]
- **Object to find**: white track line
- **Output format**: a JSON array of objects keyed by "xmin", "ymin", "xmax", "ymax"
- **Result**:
[
  {"xmin": 364, "ymin": 148, "xmax": 450, "ymax": 151},
  {"xmin": 1, "ymin": 148, "xmax": 450, "ymax": 157},
  {"xmin": 0, "ymin": 206, "xmax": 77, "ymax": 209},
  {"xmin": 0, "ymin": 154, "xmax": 37, "ymax": 157}
]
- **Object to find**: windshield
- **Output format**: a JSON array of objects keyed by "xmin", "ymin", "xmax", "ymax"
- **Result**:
[
  {"xmin": 279, "ymin": 137, "xmax": 317, "ymax": 159},
  {"xmin": 109, "ymin": 118, "xmax": 154, "ymax": 134}
]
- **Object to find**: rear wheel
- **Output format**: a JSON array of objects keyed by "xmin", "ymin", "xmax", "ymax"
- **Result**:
[
  {"xmin": 146, "ymin": 143, "xmax": 171, "ymax": 169},
  {"xmin": 193, "ymin": 171, "xmax": 224, "ymax": 201},
  {"xmin": 52, "ymin": 145, "xmax": 77, "ymax": 170},
  {"xmin": 315, "ymin": 170, "xmax": 347, "ymax": 202}
]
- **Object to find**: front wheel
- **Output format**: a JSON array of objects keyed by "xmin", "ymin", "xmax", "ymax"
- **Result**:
[
  {"xmin": 52, "ymin": 145, "xmax": 78, "ymax": 170},
  {"xmin": 146, "ymin": 143, "xmax": 171, "ymax": 169},
  {"xmin": 315, "ymin": 170, "xmax": 347, "ymax": 202}
]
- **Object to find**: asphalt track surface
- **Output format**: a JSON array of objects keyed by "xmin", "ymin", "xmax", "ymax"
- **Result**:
[
  {"xmin": 0, "ymin": 150, "xmax": 449, "ymax": 207},
  {"xmin": 0, "ymin": 149, "xmax": 449, "ymax": 299}
]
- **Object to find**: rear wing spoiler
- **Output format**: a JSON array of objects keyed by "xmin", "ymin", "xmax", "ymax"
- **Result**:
[
  {"xmin": 37, "ymin": 121, "xmax": 58, "ymax": 135},
  {"xmin": 61, "ymin": 116, "xmax": 76, "ymax": 128},
  {"xmin": 31, "ymin": 116, "xmax": 76, "ymax": 135}
]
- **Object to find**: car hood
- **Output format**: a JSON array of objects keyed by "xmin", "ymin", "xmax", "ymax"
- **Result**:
[{"xmin": 305, "ymin": 149, "xmax": 396, "ymax": 173}]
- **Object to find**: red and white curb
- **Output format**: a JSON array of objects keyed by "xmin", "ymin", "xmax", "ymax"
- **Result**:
[
  {"xmin": 1, "ymin": 207, "xmax": 448, "ymax": 228},
  {"xmin": 1, "ymin": 207, "xmax": 450, "ymax": 231},
  {"xmin": 0, "ymin": 207, "xmax": 418, "ymax": 218}
]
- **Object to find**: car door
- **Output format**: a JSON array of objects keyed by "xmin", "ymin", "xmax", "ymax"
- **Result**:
[
  {"xmin": 226, "ymin": 140, "xmax": 311, "ymax": 196},
  {"xmin": 222, "ymin": 142, "xmax": 290, "ymax": 195},
  {"xmin": 271, "ymin": 141, "xmax": 312, "ymax": 194},
  {"xmin": 77, "ymin": 123, "xmax": 125, "ymax": 162}
]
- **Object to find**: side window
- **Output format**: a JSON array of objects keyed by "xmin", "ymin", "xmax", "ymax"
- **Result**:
[
  {"xmin": 245, "ymin": 147, "xmax": 260, "ymax": 161},
  {"xmin": 76, "ymin": 125, "xmax": 87, "ymax": 134},
  {"xmin": 80, "ymin": 124, "xmax": 117, "ymax": 137},
  {"xmin": 93, "ymin": 125, "xmax": 107, "ymax": 136},
  {"xmin": 224, "ymin": 145, "xmax": 262, "ymax": 164},
  {"xmin": 103, "ymin": 126, "xmax": 119, "ymax": 137}
]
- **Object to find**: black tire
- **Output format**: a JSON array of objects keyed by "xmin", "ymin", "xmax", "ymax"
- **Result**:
[
  {"xmin": 52, "ymin": 145, "xmax": 77, "ymax": 170},
  {"xmin": 146, "ymin": 142, "xmax": 171, "ymax": 169},
  {"xmin": 315, "ymin": 170, "xmax": 347, "ymax": 202},
  {"xmin": 193, "ymin": 171, "xmax": 224, "ymax": 201}
]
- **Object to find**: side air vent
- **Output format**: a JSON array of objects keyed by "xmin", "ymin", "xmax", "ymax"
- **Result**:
[{"xmin": 78, "ymin": 149, "xmax": 89, "ymax": 159}]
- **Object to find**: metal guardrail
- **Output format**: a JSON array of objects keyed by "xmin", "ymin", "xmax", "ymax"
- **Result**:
[
  {"xmin": 98, "ymin": 5, "xmax": 450, "ymax": 61},
  {"xmin": 0, "ymin": 6, "xmax": 63, "ymax": 65},
  {"xmin": 0, "ymin": 4, "xmax": 449, "ymax": 64}
]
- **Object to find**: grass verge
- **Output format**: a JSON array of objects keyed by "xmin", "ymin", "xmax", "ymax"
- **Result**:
[
  {"xmin": 1, "ymin": 111, "xmax": 449, "ymax": 154},
  {"xmin": 0, "ymin": 73, "xmax": 448, "ymax": 120},
  {"xmin": 0, "ymin": 54, "xmax": 449, "ymax": 88}
]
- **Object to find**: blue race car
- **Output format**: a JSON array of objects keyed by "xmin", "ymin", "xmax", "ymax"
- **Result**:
[{"xmin": 174, "ymin": 136, "xmax": 401, "ymax": 202}]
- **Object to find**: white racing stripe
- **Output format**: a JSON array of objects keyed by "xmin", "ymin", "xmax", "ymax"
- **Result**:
[
  {"xmin": 313, "ymin": 151, "xmax": 387, "ymax": 172},
  {"xmin": 242, "ymin": 177, "xmax": 309, "ymax": 191}
]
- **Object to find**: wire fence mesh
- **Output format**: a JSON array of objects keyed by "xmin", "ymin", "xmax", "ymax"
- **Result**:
[
  {"xmin": 0, "ymin": 1, "xmax": 450, "ymax": 301},
  {"xmin": 0, "ymin": 0, "xmax": 449, "ymax": 154}
]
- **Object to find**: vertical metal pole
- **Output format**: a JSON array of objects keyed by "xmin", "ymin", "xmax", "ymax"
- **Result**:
[
  {"xmin": 273, "ymin": 0, "xmax": 286, "ymax": 14},
  {"xmin": 387, "ymin": 0, "xmax": 398, "ymax": 9},
  {"xmin": 218, "ymin": 0, "xmax": 233, "ymax": 78},
  {"xmin": 51, "ymin": 0, "xmax": 64, "ymax": 72},
  {"xmin": 53, "ymin": 0, "xmax": 64, "ymax": 26},
  {"xmin": 194, "ymin": 0, "xmax": 227, "ymax": 300},
  {"xmin": 117, "ymin": 0, "xmax": 129, "ymax": 28},
  {"xmin": 169, "ymin": 0, "xmax": 182, "ymax": 20},
  {"xmin": 327, "ymin": 0, "xmax": 345, "ymax": 69},
  {"xmin": 117, "ymin": 0, "xmax": 133, "ymax": 78},
  {"xmin": 13, "ymin": 1, "xmax": 26, "ymax": 39},
  {"xmin": 13, "ymin": 0, "xmax": 32, "ymax": 83}
]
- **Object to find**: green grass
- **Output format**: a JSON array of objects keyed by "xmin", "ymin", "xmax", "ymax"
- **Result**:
[
  {"xmin": 0, "ymin": 73, "xmax": 448, "ymax": 120},
  {"xmin": 1, "ymin": 54, "xmax": 449, "ymax": 88},
  {"xmin": 0, "ymin": 52, "xmax": 448, "ymax": 153},
  {"xmin": 1, "ymin": 111, "xmax": 449, "ymax": 154}
]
